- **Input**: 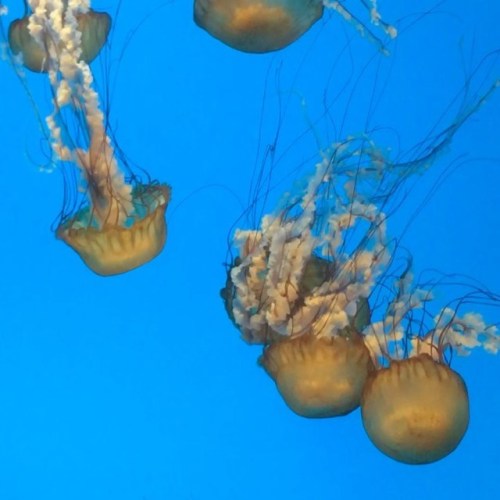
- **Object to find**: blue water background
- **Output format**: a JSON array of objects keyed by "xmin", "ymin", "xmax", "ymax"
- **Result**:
[{"xmin": 0, "ymin": 1, "xmax": 499, "ymax": 498}]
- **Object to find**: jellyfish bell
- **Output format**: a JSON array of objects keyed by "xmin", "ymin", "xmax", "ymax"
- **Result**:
[
  {"xmin": 194, "ymin": 0, "xmax": 396, "ymax": 54},
  {"xmin": 361, "ymin": 354, "xmax": 469, "ymax": 464},
  {"xmin": 57, "ymin": 183, "xmax": 171, "ymax": 276},
  {"xmin": 194, "ymin": 0, "xmax": 323, "ymax": 53},
  {"xmin": 8, "ymin": 5, "xmax": 111, "ymax": 72},
  {"xmin": 260, "ymin": 327, "xmax": 374, "ymax": 418}
]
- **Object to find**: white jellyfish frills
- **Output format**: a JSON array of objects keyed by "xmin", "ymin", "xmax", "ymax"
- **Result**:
[{"xmin": 229, "ymin": 138, "xmax": 395, "ymax": 345}]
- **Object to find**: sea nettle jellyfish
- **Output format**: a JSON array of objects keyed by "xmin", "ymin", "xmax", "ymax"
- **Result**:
[
  {"xmin": 5, "ymin": 1, "xmax": 170, "ymax": 276},
  {"xmin": 361, "ymin": 270, "xmax": 500, "ymax": 464},
  {"xmin": 221, "ymin": 135, "xmax": 420, "ymax": 418},
  {"xmin": 194, "ymin": 0, "xmax": 397, "ymax": 53}
]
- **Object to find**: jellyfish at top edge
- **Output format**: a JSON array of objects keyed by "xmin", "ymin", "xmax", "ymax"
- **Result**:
[
  {"xmin": 8, "ymin": 0, "xmax": 111, "ymax": 72},
  {"xmin": 194, "ymin": 0, "xmax": 397, "ymax": 54},
  {"xmin": 5, "ymin": 1, "xmax": 170, "ymax": 276},
  {"xmin": 221, "ymin": 137, "xmax": 412, "ymax": 418},
  {"xmin": 361, "ymin": 271, "xmax": 499, "ymax": 464}
]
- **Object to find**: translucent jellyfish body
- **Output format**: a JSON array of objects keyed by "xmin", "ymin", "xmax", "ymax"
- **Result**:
[
  {"xmin": 7, "ymin": 1, "xmax": 170, "ymax": 275},
  {"xmin": 222, "ymin": 138, "xmax": 400, "ymax": 417},
  {"xmin": 194, "ymin": 0, "xmax": 396, "ymax": 53},
  {"xmin": 361, "ymin": 271, "xmax": 500, "ymax": 464}
]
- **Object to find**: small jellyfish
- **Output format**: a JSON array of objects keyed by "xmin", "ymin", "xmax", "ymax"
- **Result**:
[
  {"xmin": 6, "ymin": 1, "xmax": 170, "ymax": 276},
  {"xmin": 194, "ymin": 0, "xmax": 397, "ymax": 53},
  {"xmin": 8, "ymin": 0, "xmax": 111, "ymax": 72},
  {"xmin": 361, "ymin": 270, "xmax": 499, "ymax": 464},
  {"xmin": 222, "ymin": 137, "xmax": 408, "ymax": 418}
]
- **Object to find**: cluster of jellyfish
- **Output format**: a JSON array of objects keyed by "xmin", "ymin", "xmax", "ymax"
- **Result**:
[
  {"xmin": 221, "ymin": 130, "xmax": 500, "ymax": 464},
  {"xmin": 1, "ymin": 0, "xmax": 499, "ymax": 465}
]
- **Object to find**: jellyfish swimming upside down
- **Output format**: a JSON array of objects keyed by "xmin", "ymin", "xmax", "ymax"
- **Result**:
[{"xmin": 7, "ymin": 1, "xmax": 171, "ymax": 276}]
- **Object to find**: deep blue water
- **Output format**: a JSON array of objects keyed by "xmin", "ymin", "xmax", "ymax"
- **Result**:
[{"xmin": 0, "ymin": 1, "xmax": 499, "ymax": 499}]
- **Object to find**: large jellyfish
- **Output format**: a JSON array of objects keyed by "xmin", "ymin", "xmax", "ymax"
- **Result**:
[
  {"xmin": 4, "ymin": 1, "xmax": 170, "ymax": 276},
  {"xmin": 194, "ymin": 0, "xmax": 397, "ymax": 53},
  {"xmin": 221, "ymin": 135, "xmax": 421, "ymax": 418},
  {"xmin": 361, "ymin": 270, "xmax": 499, "ymax": 464}
]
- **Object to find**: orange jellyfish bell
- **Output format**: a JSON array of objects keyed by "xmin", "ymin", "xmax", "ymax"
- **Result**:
[
  {"xmin": 361, "ymin": 354, "xmax": 469, "ymax": 464},
  {"xmin": 8, "ymin": 6, "xmax": 111, "ymax": 72},
  {"xmin": 257, "ymin": 264, "xmax": 374, "ymax": 418},
  {"xmin": 57, "ymin": 184, "xmax": 171, "ymax": 277},
  {"xmin": 261, "ymin": 331, "xmax": 374, "ymax": 418},
  {"xmin": 194, "ymin": 0, "xmax": 323, "ymax": 53},
  {"xmin": 194, "ymin": 0, "xmax": 397, "ymax": 53}
]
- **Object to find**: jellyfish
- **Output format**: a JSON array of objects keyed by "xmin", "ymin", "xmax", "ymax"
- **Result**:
[
  {"xmin": 194, "ymin": 0, "xmax": 397, "ymax": 54},
  {"xmin": 4, "ymin": 1, "xmax": 170, "ymax": 276},
  {"xmin": 361, "ymin": 270, "xmax": 500, "ymax": 464},
  {"xmin": 8, "ymin": 0, "xmax": 111, "ymax": 72},
  {"xmin": 221, "ymin": 135, "xmax": 416, "ymax": 418}
]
